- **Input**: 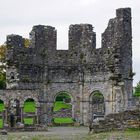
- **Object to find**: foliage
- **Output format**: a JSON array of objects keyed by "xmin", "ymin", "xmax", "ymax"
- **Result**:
[
  {"xmin": 53, "ymin": 118, "xmax": 74, "ymax": 124},
  {"xmin": 0, "ymin": 44, "xmax": 7, "ymax": 62},
  {"xmin": 0, "ymin": 72, "xmax": 6, "ymax": 89},
  {"xmin": 92, "ymin": 91, "xmax": 104, "ymax": 99},
  {"xmin": 134, "ymin": 81, "xmax": 140, "ymax": 97},
  {"xmin": 53, "ymin": 101, "xmax": 72, "ymax": 112},
  {"xmin": 24, "ymin": 101, "xmax": 35, "ymax": 113},
  {"xmin": 0, "ymin": 118, "xmax": 3, "ymax": 128},
  {"xmin": 24, "ymin": 38, "xmax": 31, "ymax": 48},
  {"xmin": 24, "ymin": 118, "xmax": 34, "ymax": 125},
  {"xmin": 56, "ymin": 92, "xmax": 71, "ymax": 101},
  {"xmin": 0, "ymin": 44, "xmax": 6, "ymax": 89}
]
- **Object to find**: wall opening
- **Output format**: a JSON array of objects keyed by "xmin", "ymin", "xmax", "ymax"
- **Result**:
[
  {"xmin": 57, "ymin": 26, "xmax": 68, "ymax": 50},
  {"xmin": 23, "ymin": 98, "xmax": 36, "ymax": 125},
  {"xmin": 53, "ymin": 91, "xmax": 73, "ymax": 125},
  {"xmin": 0, "ymin": 99, "xmax": 4, "ymax": 128},
  {"xmin": 89, "ymin": 91, "xmax": 105, "ymax": 122}
]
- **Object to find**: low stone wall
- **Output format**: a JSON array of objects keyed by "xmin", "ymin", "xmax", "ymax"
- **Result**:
[
  {"xmin": 53, "ymin": 108, "xmax": 72, "ymax": 118},
  {"xmin": 90, "ymin": 110, "xmax": 140, "ymax": 133}
]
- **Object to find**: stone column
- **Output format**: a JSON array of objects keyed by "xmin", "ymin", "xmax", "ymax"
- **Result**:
[
  {"xmin": 79, "ymin": 83, "xmax": 83, "ymax": 124},
  {"xmin": 36, "ymin": 107, "xmax": 39, "ymax": 124},
  {"xmin": 5, "ymin": 107, "xmax": 8, "ymax": 124},
  {"xmin": 20, "ymin": 106, "xmax": 23, "ymax": 123}
]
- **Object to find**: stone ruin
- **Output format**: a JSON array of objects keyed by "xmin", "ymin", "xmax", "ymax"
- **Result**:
[{"xmin": 0, "ymin": 8, "xmax": 135, "ymax": 128}]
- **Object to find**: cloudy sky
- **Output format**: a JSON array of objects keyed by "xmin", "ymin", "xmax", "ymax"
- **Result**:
[{"xmin": 0, "ymin": 0, "xmax": 139, "ymax": 86}]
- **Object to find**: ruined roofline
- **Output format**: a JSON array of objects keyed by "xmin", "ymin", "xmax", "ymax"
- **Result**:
[{"xmin": 6, "ymin": 7, "xmax": 131, "ymax": 51}]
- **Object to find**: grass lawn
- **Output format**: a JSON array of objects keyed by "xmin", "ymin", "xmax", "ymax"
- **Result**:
[
  {"xmin": 0, "ymin": 102, "xmax": 4, "ymax": 112},
  {"xmin": 4, "ymin": 128, "xmax": 140, "ymax": 140},
  {"xmin": 0, "ymin": 118, "xmax": 3, "ymax": 128},
  {"xmin": 53, "ymin": 118, "xmax": 74, "ymax": 124},
  {"xmin": 53, "ymin": 101, "xmax": 72, "ymax": 112},
  {"xmin": 24, "ymin": 118, "xmax": 34, "ymax": 125},
  {"xmin": 24, "ymin": 101, "xmax": 35, "ymax": 113}
]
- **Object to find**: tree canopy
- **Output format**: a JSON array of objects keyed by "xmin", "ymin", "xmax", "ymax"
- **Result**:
[{"xmin": 134, "ymin": 81, "xmax": 140, "ymax": 97}]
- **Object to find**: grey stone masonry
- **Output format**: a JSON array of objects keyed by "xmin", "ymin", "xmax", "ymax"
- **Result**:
[{"xmin": 4, "ymin": 8, "xmax": 134, "ymax": 125}]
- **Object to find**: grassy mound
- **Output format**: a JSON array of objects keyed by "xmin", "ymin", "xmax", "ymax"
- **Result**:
[{"xmin": 53, "ymin": 101, "xmax": 72, "ymax": 112}]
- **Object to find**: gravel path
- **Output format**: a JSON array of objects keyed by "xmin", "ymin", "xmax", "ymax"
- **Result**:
[{"xmin": 0, "ymin": 127, "xmax": 139, "ymax": 140}]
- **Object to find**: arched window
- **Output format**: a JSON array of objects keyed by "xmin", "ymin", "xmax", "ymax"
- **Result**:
[
  {"xmin": 0, "ymin": 99, "xmax": 4, "ymax": 128},
  {"xmin": 24, "ymin": 98, "xmax": 35, "ymax": 113},
  {"xmin": 10, "ymin": 72, "xmax": 15, "ymax": 79},
  {"xmin": 23, "ymin": 98, "xmax": 36, "ymax": 125},
  {"xmin": 53, "ymin": 91, "xmax": 73, "ymax": 124},
  {"xmin": 0, "ymin": 99, "xmax": 4, "ymax": 112},
  {"xmin": 90, "ymin": 91, "xmax": 105, "ymax": 116}
]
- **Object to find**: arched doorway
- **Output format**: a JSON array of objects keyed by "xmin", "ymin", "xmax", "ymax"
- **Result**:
[
  {"xmin": 0, "ymin": 99, "xmax": 4, "ymax": 128},
  {"xmin": 9, "ymin": 99, "xmax": 21, "ymax": 127},
  {"xmin": 23, "ymin": 98, "xmax": 36, "ymax": 125},
  {"xmin": 53, "ymin": 91, "xmax": 73, "ymax": 125},
  {"xmin": 89, "ymin": 91, "xmax": 105, "ymax": 121}
]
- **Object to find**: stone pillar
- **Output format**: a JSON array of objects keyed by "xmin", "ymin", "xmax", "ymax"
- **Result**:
[
  {"xmin": 20, "ymin": 107, "xmax": 23, "ymax": 123},
  {"xmin": 36, "ymin": 107, "xmax": 39, "ymax": 124},
  {"xmin": 82, "ymin": 100, "xmax": 89, "ymax": 126},
  {"xmin": 5, "ymin": 107, "xmax": 8, "ymax": 124},
  {"xmin": 46, "ymin": 102, "xmax": 54, "ymax": 125},
  {"xmin": 79, "ymin": 83, "xmax": 83, "ymax": 124}
]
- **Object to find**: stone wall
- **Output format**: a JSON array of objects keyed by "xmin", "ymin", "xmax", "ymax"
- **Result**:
[
  {"xmin": 5, "ymin": 8, "xmax": 134, "ymax": 125},
  {"xmin": 53, "ymin": 108, "xmax": 72, "ymax": 118},
  {"xmin": 90, "ymin": 110, "xmax": 140, "ymax": 133}
]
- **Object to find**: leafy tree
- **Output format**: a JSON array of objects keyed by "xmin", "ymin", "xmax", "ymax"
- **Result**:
[
  {"xmin": 0, "ymin": 44, "xmax": 7, "ymax": 62},
  {"xmin": 0, "ymin": 71, "xmax": 6, "ymax": 89},
  {"xmin": 0, "ymin": 44, "xmax": 6, "ymax": 89},
  {"xmin": 24, "ymin": 38, "xmax": 31, "ymax": 48},
  {"xmin": 134, "ymin": 81, "xmax": 140, "ymax": 97}
]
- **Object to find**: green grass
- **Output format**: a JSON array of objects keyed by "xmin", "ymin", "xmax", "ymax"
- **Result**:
[
  {"xmin": 2, "ymin": 129, "xmax": 140, "ymax": 140},
  {"xmin": 0, "ymin": 118, "xmax": 3, "ymax": 128},
  {"xmin": 0, "ymin": 103, "xmax": 4, "ymax": 112},
  {"xmin": 53, "ymin": 118, "xmax": 74, "ymax": 124},
  {"xmin": 53, "ymin": 101, "xmax": 72, "ymax": 111},
  {"xmin": 24, "ymin": 118, "xmax": 34, "ymax": 125},
  {"xmin": 24, "ymin": 101, "xmax": 35, "ymax": 113}
]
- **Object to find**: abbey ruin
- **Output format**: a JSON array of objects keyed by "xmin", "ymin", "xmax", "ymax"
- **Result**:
[{"xmin": 0, "ymin": 8, "xmax": 133, "ymax": 127}]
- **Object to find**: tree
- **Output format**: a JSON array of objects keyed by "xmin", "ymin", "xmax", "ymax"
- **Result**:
[
  {"xmin": 0, "ymin": 44, "xmax": 7, "ymax": 89},
  {"xmin": 24, "ymin": 38, "xmax": 31, "ymax": 48},
  {"xmin": 134, "ymin": 81, "xmax": 140, "ymax": 97},
  {"xmin": 0, "ymin": 71, "xmax": 6, "ymax": 89},
  {"xmin": 0, "ymin": 44, "xmax": 7, "ymax": 62}
]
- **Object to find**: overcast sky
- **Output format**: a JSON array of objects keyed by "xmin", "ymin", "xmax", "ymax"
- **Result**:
[{"xmin": 0, "ymin": 0, "xmax": 139, "ymax": 86}]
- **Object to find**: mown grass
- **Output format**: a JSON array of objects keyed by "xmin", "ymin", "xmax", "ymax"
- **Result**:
[
  {"xmin": 24, "ymin": 101, "xmax": 35, "ymax": 113},
  {"xmin": 24, "ymin": 118, "xmax": 34, "ymax": 125},
  {"xmin": 53, "ymin": 101, "xmax": 72, "ymax": 112},
  {"xmin": 53, "ymin": 118, "xmax": 74, "ymax": 124}
]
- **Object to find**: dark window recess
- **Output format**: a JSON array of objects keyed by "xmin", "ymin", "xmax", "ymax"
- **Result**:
[{"xmin": 10, "ymin": 72, "xmax": 15, "ymax": 79}]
